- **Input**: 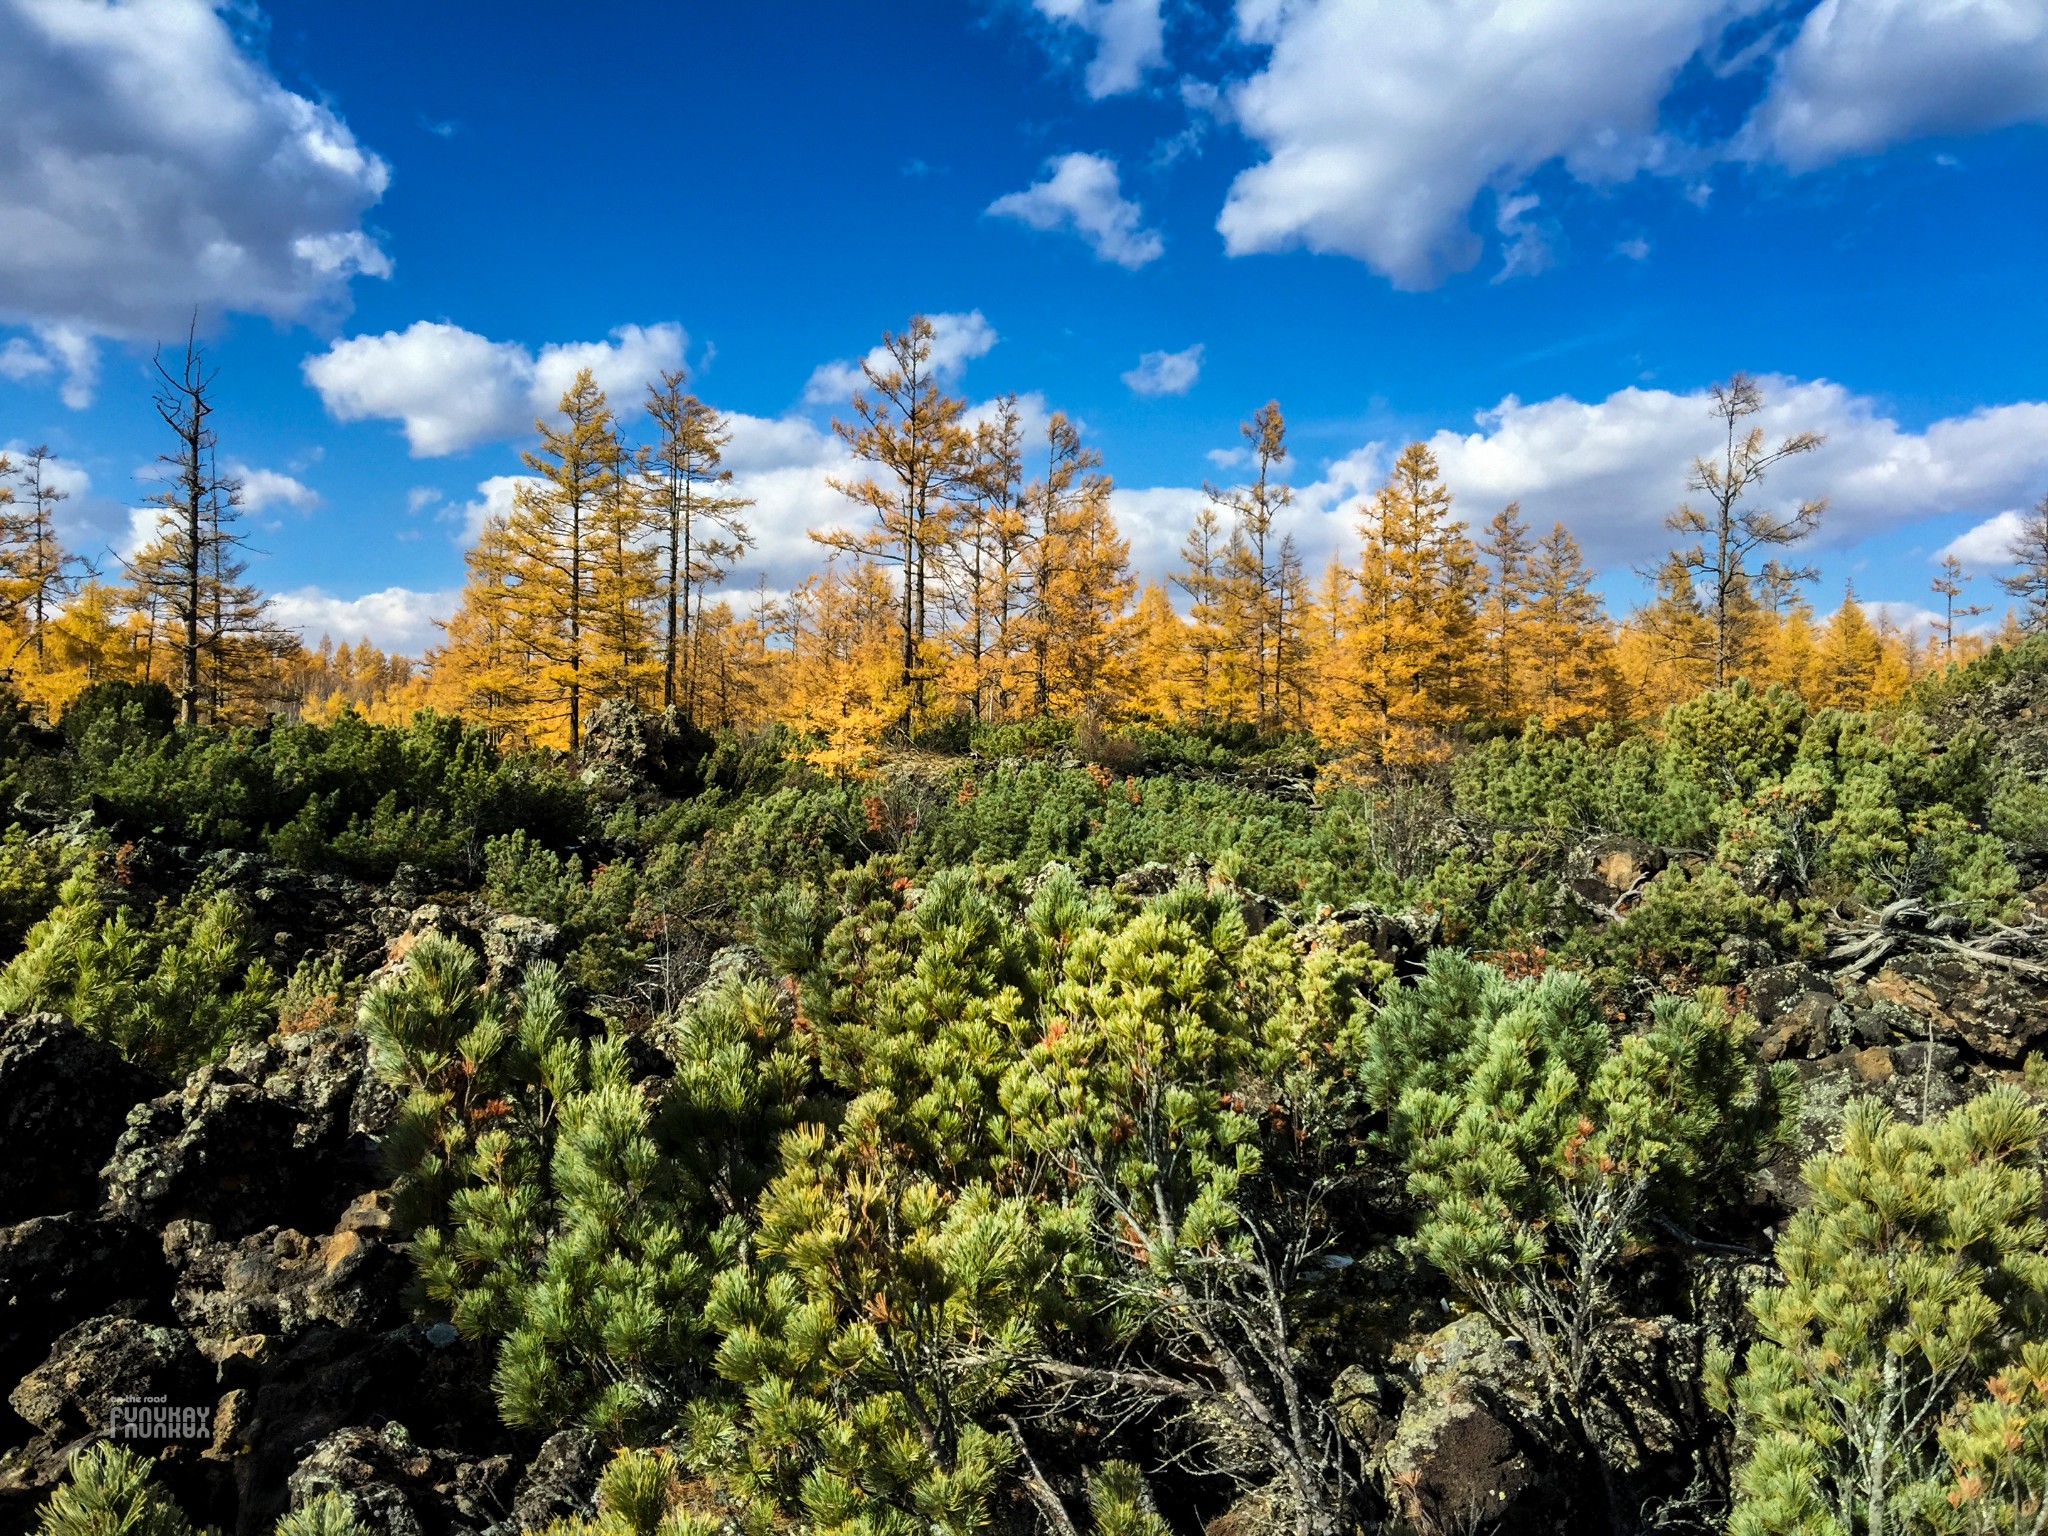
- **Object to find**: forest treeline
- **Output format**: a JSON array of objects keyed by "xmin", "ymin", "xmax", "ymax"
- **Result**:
[{"xmin": 6, "ymin": 317, "xmax": 2046, "ymax": 768}]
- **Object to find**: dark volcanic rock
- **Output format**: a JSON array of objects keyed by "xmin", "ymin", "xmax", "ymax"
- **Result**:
[
  {"xmin": 498, "ymin": 1429, "xmax": 601, "ymax": 1534},
  {"xmin": 1861, "ymin": 953, "xmax": 2048, "ymax": 1063},
  {"xmin": 0, "ymin": 1213, "xmax": 170, "ymax": 1390},
  {"xmin": 1378, "ymin": 1316, "xmax": 1563, "ymax": 1533},
  {"xmin": 1323, "ymin": 902, "xmax": 1442, "ymax": 976},
  {"xmin": 1562, "ymin": 836, "xmax": 1667, "ymax": 919},
  {"xmin": 284, "ymin": 1423, "xmax": 516, "ymax": 1536},
  {"xmin": 164, "ymin": 1192, "xmax": 405, "ymax": 1359},
  {"xmin": 0, "ymin": 1014, "xmax": 163, "ymax": 1222},
  {"xmin": 8, "ymin": 1315, "xmax": 211, "ymax": 1444},
  {"xmin": 1744, "ymin": 962, "xmax": 1838, "ymax": 1062},
  {"xmin": 102, "ymin": 1026, "xmax": 393, "ymax": 1240},
  {"xmin": 226, "ymin": 1326, "xmax": 509, "ymax": 1534}
]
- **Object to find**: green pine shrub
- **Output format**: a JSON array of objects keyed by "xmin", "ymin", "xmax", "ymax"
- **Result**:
[
  {"xmin": 1718, "ymin": 1088, "xmax": 2048, "ymax": 1535},
  {"xmin": 365, "ymin": 934, "xmax": 801, "ymax": 1442},
  {"xmin": 0, "ymin": 863, "xmax": 276, "ymax": 1072},
  {"xmin": 1372, "ymin": 951, "xmax": 1790, "ymax": 1523},
  {"xmin": 33, "ymin": 1443, "xmax": 196, "ymax": 1536}
]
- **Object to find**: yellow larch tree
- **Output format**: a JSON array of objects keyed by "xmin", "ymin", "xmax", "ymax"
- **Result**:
[
  {"xmin": 498, "ymin": 367, "xmax": 626, "ymax": 750},
  {"xmin": 430, "ymin": 508, "xmax": 541, "ymax": 742},
  {"xmin": 586, "ymin": 447, "xmax": 661, "ymax": 709},
  {"xmin": 777, "ymin": 561, "xmax": 909, "ymax": 775},
  {"xmin": 1171, "ymin": 502, "xmax": 1233, "ymax": 720},
  {"xmin": 1518, "ymin": 521, "xmax": 1618, "ymax": 732},
  {"xmin": 815, "ymin": 316, "xmax": 973, "ymax": 735},
  {"xmin": 949, "ymin": 395, "xmax": 1026, "ymax": 722},
  {"xmin": 1930, "ymin": 554, "xmax": 1989, "ymax": 667},
  {"xmin": 1665, "ymin": 372, "xmax": 1826, "ymax": 686},
  {"xmin": 1, "ymin": 445, "xmax": 81, "ymax": 673},
  {"xmin": 1340, "ymin": 441, "xmax": 1481, "ymax": 763},
  {"xmin": 1122, "ymin": 582, "xmax": 1191, "ymax": 722},
  {"xmin": 1020, "ymin": 412, "xmax": 1134, "ymax": 717},
  {"xmin": 1476, "ymin": 501, "xmax": 1534, "ymax": 723},
  {"xmin": 1209, "ymin": 401, "xmax": 1300, "ymax": 729},
  {"xmin": 1616, "ymin": 555, "xmax": 1715, "ymax": 718},
  {"xmin": 1810, "ymin": 589, "xmax": 1887, "ymax": 708},
  {"xmin": 645, "ymin": 370, "xmax": 754, "ymax": 723}
]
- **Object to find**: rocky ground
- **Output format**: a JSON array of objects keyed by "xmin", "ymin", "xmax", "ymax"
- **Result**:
[{"xmin": 1, "ymin": 845, "xmax": 2045, "ymax": 1535}]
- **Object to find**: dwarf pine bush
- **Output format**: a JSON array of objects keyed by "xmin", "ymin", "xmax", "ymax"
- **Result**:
[{"xmin": 1720, "ymin": 1088, "xmax": 2048, "ymax": 1536}]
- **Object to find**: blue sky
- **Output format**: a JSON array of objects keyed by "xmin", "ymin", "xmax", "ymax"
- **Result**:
[{"xmin": 4, "ymin": 0, "xmax": 2048, "ymax": 652}]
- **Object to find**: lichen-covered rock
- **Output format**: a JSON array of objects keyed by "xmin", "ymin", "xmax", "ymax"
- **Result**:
[
  {"xmin": 1323, "ymin": 902, "xmax": 1442, "ymax": 975},
  {"xmin": 0, "ymin": 1014, "xmax": 163, "ymax": 1222},
  {"xmin": 0, "ymin": 1213, "xmax": 169, "ymax": 1389},
  {"xmin": 283, "ymin": 1422, "xmax": 516, "ymax": 1536},
  {"xmin": 164, "ymin": 1193, "xmax": 404, "ymax": 1358},
  {"xmin": 1562, "ymin": 836, "xmax": 1667, "ymax": 918},
  {"xmin": 102, "ymin": 1027, "xmax": 391, "ymax": 1240},
  {"xmin": 498, "ymin": 1429, "xmax": 601, "ymax": 1534},
  {"xmin": 482, "ymin": 914, "xmax": 559, "ymax": 982},
  {"xmin": 1744, "ymin": 962, "xmax": 1837, "ymax": 1062},
  {"xmin": 1376, "ymin": 1316, "xmax": 1563, "ymax": 1533},
  {"xmin": 7, "ymin": 1315, "xmax": 211, "ymax": 1445},
  {"xmin": 1863, "ymin": 952, "xmax": 2048, "ymax": 1063}
]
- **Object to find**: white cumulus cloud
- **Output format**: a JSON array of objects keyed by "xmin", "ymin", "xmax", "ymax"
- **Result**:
[
  {"xmin": 1031, "ymin": 0, "xmax": 1166, "ymax": 97},
  {"xmin": 231, "ymin": 463, "xmax": 320, "ymax": 515},
  {"xmin": 1217, "ymin": 0, "xmax": 1730, "ymax": 288},
  {"xmin": 0, "ymin": 0, "xmax": 390, "ymax": 349},
  {"xmin": 1122, "ymin": 344, "xmax": 1203, "ymax": 397},
  {"xmin": 303, "ymin": 321, "xmax": 685, "ymax": 457},
  {"xmin": 802, "ymin": 311, "xmax": 998, "ymax": 408},
  {"xmin": 1343, "ymin": 379, "xmax": 2048, "ymax": 573},
  {"xmin": 1939, "ymin": 509, "xmax": 2031, "ymax": 570},
  {"xmin": 269, "ymin": 585, "xmax": 461, "ymax": 657},
  {"xmin": 988, "ymin": 154, "xmax": 1163, "ymax": 269},
  {"xmin": 1741, "ymin": 0, "xmax": 2048, "ymax": 170},
  {"xmin": 1113, "ymin": 377, "xmax": 2048, "ymax": 606}
]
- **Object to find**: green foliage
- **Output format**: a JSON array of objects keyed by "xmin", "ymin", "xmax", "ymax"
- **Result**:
[
  {"xmin": 1663, "ymin": 678, "xmax": 1809, "ymax": 804},
  {"xmin": 275, "ymin": 949, "xmax": 358, "ymax": 1035},
  {"xmin": 1721, "ymin": 1089, "xmax": 2048, "ymax": 1536},
  {"xmin": 1586, "ymin": 862, "xmax": 1820, "ymax": 982},
  {"xmin": 0, "ymin": 825, "xmax": 93, "ymax": 955},
  {"xmin": 1083, "ymin": 1463, "xmax": 1172, "ymax": 1536},
  {"xmin": 272, "ymin": 1492, "xmax": 367, "ymax": 1536},
  {"xmin": 34, "ymin": 1443, "xmax": 196, "ymax": 1536},
  {"xmin": 688, "ymin": 1129, "xmax": 1038, "ymax": 1536},
  {"xmin": 38, "ymin": 701, "xmax": 594, "ymax": 881},
  {"xmin": 1374, "ymin": 952, "xmax": 1789, "ymax": 1518},
  {"xmin": 366, "ymin": 935, "xmax": 798, "ymax": 1442},
  {"xmin": 0, "ymin": 863, "xmax": 276, "ymax": 1072},
  {"xmin": 1937, "ymin": 1339, "xmax": 2048, "ymax": 1535},
  {"xmin": 484, "ymin": 831, "xmax": 647, "ymax": 997},
  {"xmin": 532, "ymin": 1448, "xmax": 718, "ymax": 1536}
]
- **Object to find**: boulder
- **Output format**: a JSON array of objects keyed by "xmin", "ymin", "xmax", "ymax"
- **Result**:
[
  {"xmin": 226, "ymin": 1326, "xmax": 509, "ymax": 1533},
  {"xmin": 164, "ymin": 1193, "xmax": 405, "ymax": 1359},
  {"xmin": 0, "ymin": 1014, "xmax": 163, "ymax": 1222},
  {"xmin": 8, "ymin": 1315, "xmax": 211, "ymax": 1445},
  {"xmin": 0, "ymin": 1213, "xmax": 169, "ymax": 1390},
  {"xmin": 1112, "ymin": 862, "xmax": 1183, "ymax": 899},
  {"xmin": 482, "ymin": 915, "xmax": 560, "ymax": 982},
  {"xmin": 284, "ymin": 1423, "xmax": 516, "ymax": 1536},
  {"xmin": 102, "ymin": 1027, "xmax": 392, "ymax": 1240},
  {"xmin": 498, "ymin": 1429, "xmax": 602, "ymax": 1534},
  {"xmin": 1743, "ymin": 963, "xmax": 1837, "ymax": 1063},
  {"xmin": 1323, "ymin": 903, "xmax": 1442, "ymax": 976},
  {"xmin": 1376, "ymin": 1316, "xmax": 1564, "ymax": 1533},
  {"xmin": 1562, "ymin": 836, "xmax": 1667, "ymax": 919},
  {"xmin": 1863, "ymin": 953, "xmax": 2048, "ymax": 1063}
]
